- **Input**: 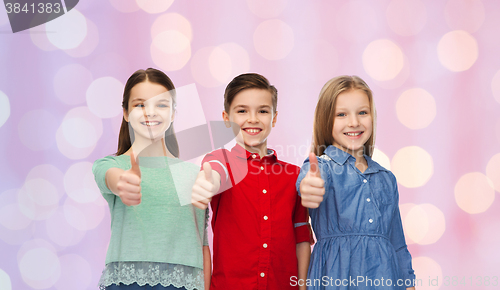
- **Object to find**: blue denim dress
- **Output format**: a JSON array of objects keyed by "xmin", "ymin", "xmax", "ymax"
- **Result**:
[{"xmin": 296, "ymin": 146, "xmax": 416, "ymax": 289}]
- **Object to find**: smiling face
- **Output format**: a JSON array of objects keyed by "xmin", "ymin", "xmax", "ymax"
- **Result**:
[
  {"xmin": 332, "ymin": 89, "xmax": 373, "ymax": 157},
  {"xmin": 124, "ymin": 81, "xmax": 174, "ymax": 143},
  {"xmin": 223, "ymin": 88, "xmax": 277, "ymax": 156}
]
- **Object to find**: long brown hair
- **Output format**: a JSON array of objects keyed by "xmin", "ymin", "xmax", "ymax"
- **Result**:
[
  {"xmin": 115, "ymin": 68, "xmax": 179, "ymax": 157},
  {"xmin": 312, "ymin": 75, "xmax": 376, "ymax": 157}
]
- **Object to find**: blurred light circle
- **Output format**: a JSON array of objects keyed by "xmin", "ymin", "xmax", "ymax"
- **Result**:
[
  {"xmin": 437, "ymin": 30, "xmax": 478, "ymax": 72},
  {"xmin": 26, "ymin": 164, "xmax": 65, "ymax": 200},
  {"xmin": 391, "ymin": 146, "xmax": 433, "ymax": 188},
  {"xmin": 151, "ymin": 31, "xmax": 191, "ymax": 72},
  {"xmin": 18, "ymin": 109, "xmax": 58, "ymax": 151},
  {"xmin": 54, "ymin": 254, "xmax": 92, "ymax": 290},
  {"xmin": 0, "ymin": 204, "xmax": 32, "ymax": 230},
  {"xmin": 151, "ymin": 13, "xmax": 192, "ymax": 41},
  {"xmin": 61, "ymin": 118, "xmax": 98, "ymax": 148},
  {"xmin": 386, "ymin": 0, "xmax": 427, "ymax": 36},
  {"xmin": 399, "ymin": 203, "xmax": 415, "ymax": 244},
  {"xmin": 136, "ymin": 0, "xmax": 174, "ymax": 14},
  {"xmin": 491, "ymin": 70, "xmax": 500, "ymax": 105},
  {"xmin": 54, "ymin": 64, "xmax": 93, "ymax": 105},
  {"xmin": 497, "ymin": 118, "xmax": 500, "ymax": 146},
  {"xmin": 246, "ymin": 0, "xmax": 288, "ymax": 18},
  {"xmin": 0, "ymin": 268, "xmax": 11, "ymax": 290},
  {"xmin": 45, "ymin": 209, "xmax": 85, "ymax": 247},
  {"xmin": 86, "ymin": 77, "xmax": 123, "ymax": 119},
  {"xmin": 445, "ymin": 0, "xmax": 485, "ymax": 33},
  {"xmin": 209, "ymin": 47, "xmax": 232, "ymax": 83},
  {"xmin": 405, "ymin": 204, "xmax": 446, "ymax": 245},
  {"xmin": 372, "ymin": 148, "xmax": 391, "ymax": 170},
  {"xmin": 63, "ymin": 198, "xmax": 106, "ymax": 231},
  {"xmin": 19, "ymin": 247, "xmax": 60, "ymax": 289},
  {"xmin": 46, "ymin": 9, "xmax": 87, "ymax": 50},
  {"xmin": 486, "ymin": 153, "xmax": 500, "ymax": 192},
  {"xmin": 64, "ymin": 162, "xmax": 100, "ymax": 204},
  {"xmin": 18, "ymin": 178, "xmax": 59, "ymax": 221},
  {"xmin": 63, "ymin": 18, "xmax": 100, "ymax": 58},
  {"xmin": 455, "ymin": 172, "xmax": 495, "ymax": 214},
  {"xmin": 253, "ymin": 19, "xmax": 294, "ymax": 60},
  {"xmin": 0, "ymin": 90, "xmax": 10, "ymax": 128},
  {"xmin": 56, "ymin": 107, "xmax": 103, "ymax": 160},
  {"xmin": 396, "ymin": 88, "xmax": 436, "ymax": 130},
  {"xmin": 217, "ymin": 43, "xmax": 251, "ymax": 79},
  {"xmin": 109, "ymin": 0, "xmax": 140, "ymax": 13},
  {"xmin": 191, "ymin": 47, "xmax": 225, "ymax": 88},
  {"xmin": 412, "ymin": 256, "xmax": 442, "ymax": 287},
  {"xmin": 336, "ymin": 0, "xmax": 379, "ymax": 43},
  {"xmin": 363, "ymin": 39, "xmax": 404, "ymax": 81}
]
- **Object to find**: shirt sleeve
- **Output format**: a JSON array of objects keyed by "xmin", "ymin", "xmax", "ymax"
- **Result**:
[
  {"xmin": 92, "ymin": 156, "xmax": 121, "ymax": 195},
  {"xmin": 202, "ymin": 150, "xmax": 231, "ymax": 192},
  {"xmin": 293, "ymin": 192, "xmax": 315, "ymax": 245},
  {"xmin": 388, "ymin": 175, "xmax": 416, "ymax": 286}
]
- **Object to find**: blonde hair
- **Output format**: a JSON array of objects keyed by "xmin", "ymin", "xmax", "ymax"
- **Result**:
[{"xmin": 312, "ymin": 75, "xmax": 376, "ymax": 157}]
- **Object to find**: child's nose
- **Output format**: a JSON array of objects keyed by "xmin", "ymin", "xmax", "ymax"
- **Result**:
[
  {"xmin": 144, "ymin": 105, "xmax": 157, "ymax": 117},
  {"xmin": 247, "ymin": 112, "xmax": 259, "ymax": 123},
  {"xmin": 348, "ymin": 116, "xmax": 360, "ymax": 127}
]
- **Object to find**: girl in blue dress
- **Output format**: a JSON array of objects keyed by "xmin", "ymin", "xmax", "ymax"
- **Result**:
[{"xmin": 296, "ymin": 76, "xmax": 416, "ymax": 290}]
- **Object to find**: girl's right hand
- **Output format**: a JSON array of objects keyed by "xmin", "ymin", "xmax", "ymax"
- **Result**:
[
  {"xmin": 300, "ymin": 153, "xmax": 325, "ymax": 208},
  {"xmin": 191, "ymin": 162, "xmax": 221, "ymax": 210},
  {"xmin": 116, "ymin": 153, "xmax": 142, "ymax": 206}
]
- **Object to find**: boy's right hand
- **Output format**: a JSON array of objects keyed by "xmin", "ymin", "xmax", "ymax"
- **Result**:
[
  {"xmin": 116, "ymin": 152, "xmax": 142, "ymax": 206},
  {"xmin": 300, "ymin": 153, "xmax": 325, "ymax": 208},
  {"xmin": 192, "ymin": 162, "xmax": 220, "ymax": 210}
]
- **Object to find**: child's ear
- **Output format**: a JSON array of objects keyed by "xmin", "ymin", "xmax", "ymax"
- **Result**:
[
  {"xmin": 123, "ymin": 108, "xmax": 129, "ymax": 122},
  {"xmin": 272, "ymin": 111, "xmax": 278, "ymax": 127},
  {"xmin": 222, "ymin": 110, "xmax": 231, "ymax": 128}
]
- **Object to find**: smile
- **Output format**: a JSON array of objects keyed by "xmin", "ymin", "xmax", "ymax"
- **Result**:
[
  {"xmin": 244, "ymin": 128, "xmax": 262, "ymax": 134},
  {"xmin": 141, "ymin": 121, "xmax": 161, "ymax": 126},
  {"xmin": 344, "ymin": 132, "xmax": 363, "ymax": 137}
]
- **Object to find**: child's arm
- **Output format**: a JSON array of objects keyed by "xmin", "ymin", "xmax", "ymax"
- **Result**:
[
  {"xmin": 296, "ymin": 242, "xmax": 311, "ymax": 290},
  {"xmin": 192, "ymin": 162, "xmax": 221, "ymax": 209},
  {"xmin": 203, "ymin": 245, "xmax": 211, "ymax": 289}
]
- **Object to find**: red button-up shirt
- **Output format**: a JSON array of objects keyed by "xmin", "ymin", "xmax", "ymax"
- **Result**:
[{"xmin": 204, "ymin": 144, "xmax": 314, "ymax": 290}]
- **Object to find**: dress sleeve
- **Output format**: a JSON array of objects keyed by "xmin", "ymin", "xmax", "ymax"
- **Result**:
[
  {"xmin": 92, "ymin": 156, "xmax": 120, "ymax": 195},
  {"xmin": 388, "ymin": 176, "xmax": 416, "ymax": 286}
]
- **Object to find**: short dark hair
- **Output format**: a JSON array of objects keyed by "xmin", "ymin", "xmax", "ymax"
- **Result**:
[{"xmin": 224, "ymin": 73, "xmax": 277, "ymax": 113}]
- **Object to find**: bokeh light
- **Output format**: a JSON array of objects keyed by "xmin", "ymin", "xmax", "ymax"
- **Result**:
[
  {"xmin": 363, "ymin": 39, "xmax": 404, "ymax": 81},
  {"xmin": 64, "ymin": 162, "xmax": 101, "ymax": 204},
  {"xmin": 54, "ymin": 254, "xmax": 92, "ymax": 290},
  {"xmin": 372, "ymin": 148, "xmax": 391, "ymax": 170},
  {"xmin": 109, "ymin": 0, "xmax": 140, "ymax": 13},
  {"xmin": 491, "ymin": 70, "xmax": 500, "ymax": 105},
  {"xmin": 46, "ymin": 9, "xmax": 87, "ymax": 50},
  {"xmin": 63, "ymin": 18, "xmax": 99, "ymax": 58},
  {"xmin": 336, "ymin": 0, "xmax": 379, "ymax": 42},
  {"xmin": 404, "ymin": 203, "xmax": 446, "ymax": 245},
  {"xmin": 386, "ymin": 0, "xmax": 427, "ymax": 36},
  {"xmin": 246, "ymin": 0, "xmax": 288, "ymax": 18},
  {"xmin": 18, "ymin": 245, "xmax": 60, "ymax": 289},
  {"xmin": 63, "ymin": 198, "xmax": 106, "ymax": 231},
  {"xmin": 25, "ymin": 164, "xmax": 65, "ymax": 200},
  {"xmin": 151, "ymin": 13, "xmax": 192, "ymax": 41},
  {"xmin": 391, "ymin": 146, "xmax": 434, "ymax": 188},
  {"xmin": 444, "ymin": 0, "xmax": 485, "ymax": 33},
  {"xmin": 0, "ymin": 90, "xmax": 10, "ymax": 128},
  {"xmin": 253, "ymin": 19, "xmax": 294, "ymax": 60},
  {"xmin": 136, "ymin": 0, "xmax": 174, "ymax": 14},
  {"xmin": 86, "ymin": 77, "xmax": 123, "ymax": 119},
  {"xmin": 396, "ymin": 88, "xmax": 436, "ymax": 130},
  {"xmin": 455, "ymin": 172, "xmax": 495, "ymax": 214},
  {"xmin": 45, "ymin": 208, "xmax": 86, "ymax": 247},
  {"xmin": 150, "ymin": 30, "xmax": 191, "ymax": 72},
  {"xmin": 210, "ymin": 46, "xmax": 237, "ymax": 83},
  {"xmin": 54, "ymin": 64, "xmax": 93, "ymax": 106},
  {"xmin": 17, "ymin": 178, "xmax": 59, "ymax": 221},
  {"xmin": 0, "ymin": 189, "xmax": 32, "ymax": 231},
  {"xmin": 412, "ymin": 256, "xmax": 442, "ymax": 290},
  {"xmin": 17, "ymin": 110, "xmax": 58, "ymax": 151},
  {"xmin": 0, "ymin": 268, "xmax": 11, "ymax": 290},
  {"xmin": 486, "ymin": 153, "xmax": 500, "ymax": 193},
  {"xmin": 437, "ymin": 30, "xmax": 478, "ymax": 72},
  {"xmin": 30, "ymin": 25, "xmax": 57, "ymax": 51}
]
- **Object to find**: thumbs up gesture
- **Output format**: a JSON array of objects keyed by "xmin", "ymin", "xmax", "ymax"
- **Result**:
[
  {"xmin": 299, "ymin": 153, "xmax": 325, "ymax": 208},
  {"xmin": 192, "ymin": 162, "xmax": 221, "ymax": 210},
  {"xmin": 116, "ymin": 152, "xmax": 142, "ymax": 206}
]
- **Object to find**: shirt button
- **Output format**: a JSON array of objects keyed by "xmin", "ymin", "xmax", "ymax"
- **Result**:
[
  {"xmin": 363, "ymin": 179, "xmax": 367, "ymax": 183},
  {"xmin": 260, "ymin": 166, "xmax": 264, "ymax": 170},
  {"xmin": 366, "ymin": 198, "xmax": 371, "ymax": 202},
  {"xmin": 262, "ymin": 189, "xmax": 267, "ymax": 194},
  {"xmin": 369, "ymin": 218, "xmax": 373, "ymax": 223},
  {"xmin": 260, "ymin": 272, "xmax": 265, "ymax": 277},
  {"xmin": 263, "ymin": 243, "xmax": 268, "ymax": 248},
  {"xmin": 252, "ymin": 154, "xmax": 257, "ymax": 159},
  {"xmin": 263, "ymin": 215, "xmax": 268, "ymax": 220}
]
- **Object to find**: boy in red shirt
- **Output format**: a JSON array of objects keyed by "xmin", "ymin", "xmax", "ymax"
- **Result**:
[{"xmin": 192, "ymin": 73, "xmax": 313, "ymax": 290}]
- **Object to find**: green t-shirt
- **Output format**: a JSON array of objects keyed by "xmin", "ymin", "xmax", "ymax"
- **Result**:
[{"xmin": 93, "ymin": 155, "xmax": 207, "ymax": 269}]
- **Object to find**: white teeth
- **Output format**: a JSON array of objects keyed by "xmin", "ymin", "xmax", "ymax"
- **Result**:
[
  {"xmin": 246, "ymin": 129, "xmax": 260, "ymax": 133},
  {"xmin": 142, "ymin": 121, "xmax": 160, "ymax": 126},
  {"xmin": 345, "ymin": 132, "xmax": 361, "ymax": 136}
]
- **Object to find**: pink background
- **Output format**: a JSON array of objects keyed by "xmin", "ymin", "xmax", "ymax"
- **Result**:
[{"xmin": 1, "ymin": 0, "xmax": 500, "ymax": 289}]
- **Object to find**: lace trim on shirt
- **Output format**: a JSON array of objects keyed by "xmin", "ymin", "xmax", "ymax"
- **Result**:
[{"xmin": 99, "ymin": 262, "xmax": 204, "ymax": 290}]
